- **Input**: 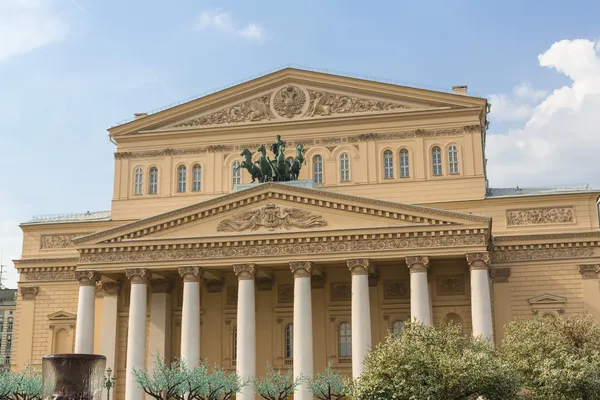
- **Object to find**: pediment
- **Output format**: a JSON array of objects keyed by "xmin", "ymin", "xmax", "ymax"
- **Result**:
[
  {"xmin": 48, "ymin": 310, "xmax": 76, "ymax": 321},
  {"xmin": 528, "ymin": 293, "xmax": 567, "ymax": 305},
  {"xmin": 110, "ymin": 68, "xmax": 486, "ymax": 136},
  {"xmin": 74, "ymin": 183, "xmax": 490, "ymax": 246}
]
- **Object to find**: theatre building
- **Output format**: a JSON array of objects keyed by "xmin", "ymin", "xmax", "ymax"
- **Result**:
[{"xmin": 12, "ymin": 68, "xmax": 600, "ymax": 400}]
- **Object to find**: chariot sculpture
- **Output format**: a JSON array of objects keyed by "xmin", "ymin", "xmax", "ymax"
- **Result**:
[{"xmin": 235, "ymin": 135, "xmax": 306, "ymax": 183}]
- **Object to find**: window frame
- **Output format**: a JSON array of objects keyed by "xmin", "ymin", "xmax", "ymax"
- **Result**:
[
  {"xmin": 448, "ymin": 144, "xmax": 460, "ymax": 175},
  {"xmin": 339, "ymin": 153, "xmax": 350, "ymax": 182},
  {"xmin": 176, "ymin": 164, "xmax": 187, "ymax": 193},
  {"xmin": 399, "ymin": 148, "xmax": 410, "ymax": 178},
  {"xmin": 192, "ymin": 164, "xmax": 202, "ymax": 192},
  {"xmin": 232, "ymin": 161, "xmax": 241, "ymax": 188},
  {"xmin": 431, "ymin": 146, "xmax": 443, "ymax": 176},
  {"xmin": 148, "ymin": 167, "xmax": 159, "ymax": 195},
  {"xmin": 338, "ymin": 321, "xmax": 352, "ymax": 358},
  {"xmin": 383, "ymin": 150, "xmax": 394, "ymax": 179},
  {"xmin": 313, "ymin": 154, "xmax": 323, "ymax": 184},
  {"xmin": 284, "ymin": 323, "xmax": 293, "ymax": 359},
  {"xmin": 392, "ymin": 320, "xmax": 404, "ymax": 334},
  {"xmin": 133, "ymin": 167, "xmax": 144, "ymax": 195}
]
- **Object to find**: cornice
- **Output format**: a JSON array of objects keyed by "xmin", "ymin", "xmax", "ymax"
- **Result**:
[
  {"xmin": 114, "ymin": 125, "xmax": 481, "ymax": 159},
  {"xmin": 494, "ymin": 231, "xmax": 600, "ymax": 242},
  {"xmin": 74, "ymin": 183, "xmax": 490, "ymax": 246},
  {"xmin": 14, "ymin": 257, "xmax": 80, "ymax": 267}
]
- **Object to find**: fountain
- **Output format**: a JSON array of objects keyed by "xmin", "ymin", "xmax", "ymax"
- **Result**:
[{"xmin": 42, "ymin": 354, "xmax": 106, "ymax": 400}]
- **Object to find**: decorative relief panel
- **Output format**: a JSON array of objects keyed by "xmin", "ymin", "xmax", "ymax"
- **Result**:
[
  {"xmin": 41, "ymin": 233, "xmax": 92, "ymax": 250},
  {"xmin": 437, "ymin": 275, "xmax": 466, "ymax": 296},
  {"xmin": 217, "ymin": 203, "xmax": 327, "ymax": 232},
  {"xmin": 491, "ymin": 247, "xmax": 594, "ymax": 262},
  {"xmin": 227, "ymin": 286, "xmax": 238, "ymax": 306},
  {"xmin": 80, "ymin": 234, "xmax": 486, "ymax": 264},
  {"xmin": 305, "ymin": 89, "xmax": 409, "ymax": 117},
  {"xmin": 174, "ymin": 94, "xmax": 274, "ymax": 127},
  {"xmin": 506, "ymin": 207, "xmax": 574, "ymax": 227},
  {"xmin": 330, "ymin": 282, "xmax": 352, "ymax": 302},
  {"xmin": 21, "ymin": 271, "xmax": 76, "ymax": 282},
  {"xmin": 273, "ymin": 85, "xmax": 307, "ymax": 118},
  {"xmin": 383, "ymin": 280, "xmax": 409, "ymax": 300},
  {"xmin": 278, "ymin": 284, "xmax": 294, "ymax": 303}
]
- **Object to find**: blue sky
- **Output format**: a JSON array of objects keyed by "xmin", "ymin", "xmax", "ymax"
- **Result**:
[{"xmin": 1, "ymin": 0, "xmax": 600, "ymax": 287}]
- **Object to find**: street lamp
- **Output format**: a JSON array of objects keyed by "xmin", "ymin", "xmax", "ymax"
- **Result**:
[{"xmin": 103, "ymin": 367, "xmax": 116, "ymax": 400}]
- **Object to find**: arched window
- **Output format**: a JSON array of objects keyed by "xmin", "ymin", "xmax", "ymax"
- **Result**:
[
  {"xmin": 232, "ymin": 326, "xmax": 237, "ymax": 361},
  {"xmin": 399, "ymin": 149, "xmax": 410, "ymax": 178},
  {"xmin": 340, "ymin": 153, "xmax": 350, "ymax": 182},
  {"xmin": 448, "ymin": 145, "xmax": 459, "ymax": 174},
  {"xmin": 339, "ymin": 322, "xmax": 352, "ymax": 357},
  {"xmin": 232, "ymin": 161, "xmax": 241, "ymax": 187},
  {"xmin": 285, "ymin": 323, "xmax": 293, "ymax": 359},
  {"xmin": 383, "ymin": 150, "xmax": 394, "ymax": 179},
  {"xmin": 133, "ymin": 167, "xmax": 143, "ymax": 195},
  {"xmin": 392, "ymin": 320, "xmax": 404, "ymax": 334},
  {"xmin": 192, "ymin": 164, "xmax": 202, "ymax": 192},
  {"xmin": 177, "ymin": 165, "xmax": 187, "ymax": 193},
  {"xmin": 432, "ymin": 146, "xmax": 443, "ymax": 176},
  {"xmin": 149, "ymin": 167, "xmax": 158, "ymax": 195},
  {"xmin": 313, "ymin": 155, "xmax": 323, "ymax": 183}
]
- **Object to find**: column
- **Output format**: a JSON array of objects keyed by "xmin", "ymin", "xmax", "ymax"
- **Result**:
[
  {"xmin": 347, "ymin": 259, "xmax": 371, "ymax": 378},
  {"xmin": 490, "ymin": 268, "xmax": 511, "ymax": 344},
  {"xmin": 179, "ymin": 267, "xmax": 201, "ymax": 369},
  {"xmin": 74, "ymin": 270, "xmax": 100, "ymax": 353},
  {"xmin": 406, "ymin": 256, "xmax": 432, "ymax": 325},
  {"xmin": 148, "ymin": 280, "xmax": 172, "ymax": 368},
  {"xmin": 290, "ymin": 261, "xmax": 313, "ymax": 400},
  {"xmin": 125, "ymin": 268, "xmax": 151, "ymax": 400},
  {"xmin": 467, "ymin": 253, "xmax": 493, "ymax": 342},
  {"xmin": 234, "ymin": 264, "xmax": 256, "ymax": 400},
  {"xmin": 99, "ymin": 282, "xmax": 120, "ymax": 379}
]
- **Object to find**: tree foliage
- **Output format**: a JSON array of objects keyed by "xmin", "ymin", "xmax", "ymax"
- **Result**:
[
  {"xmin": 502, "ymin": 313, "xmax": 600, "ymax": 400},
  {"xmin": 351, "ymin": 322, "xmax": 520, "ymax": 400},
  {"xmin": 308, "ymin": 362, "xmax": 347, "ymax": 400},
  {"xmin": 0, "ymin": 364, "xmax": 43, "ymax": 400},
  {"xmin": 132, "ymin": 353, "xmax": 187, "ymax": 400},
  {"xmin": 252, "ymin": 363, "xmax": 303, "ymax": 400}
]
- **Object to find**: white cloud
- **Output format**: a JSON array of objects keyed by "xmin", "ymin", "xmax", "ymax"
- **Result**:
[
  {"xmin": 0, "ymin": 0, "xmax": 69, "ymax": 63},
  {"xmin": 194, "ymin": 10, "xmax": 265, "ymax": 43},
  {"xmin": 486, "ymin": 39, "xmax": 600, "ymax": 188},
  {"xmin": 488, "ymin": 83, "xmax": 548, "ymax": 121}
]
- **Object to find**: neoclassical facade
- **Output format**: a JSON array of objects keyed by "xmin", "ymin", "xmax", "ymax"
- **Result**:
[{"xmin": 12, "ymin": 68, "xmax": 600, "ymax": 400}]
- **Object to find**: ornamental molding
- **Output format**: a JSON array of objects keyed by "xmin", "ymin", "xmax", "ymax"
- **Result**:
[
  {"xmin": 330, "ymin": 282, "xmax": 352, "ymax": 302},
  {"xmin": 79, "ymin": 234, "xmax": 486, "ymax": 264},
  {"xmin": 217, "ymin": 203, "xmax": 327, "ymax": 232},
  {"xmin": 579, "ymin": 264, "xmax": 600, "ymax": 279},
  {"xmin": 74, "ymin": 270, "xmax": 100, "ymax": 286},
  {"xmin": 74, "ymin": 182, "xmax": 489, "ymax": 246},
  {"xmin": 406, "ymin": 256, "xmax": 430, "ymax": 273},
  {"xmin": 233, "ymin": 263, "xmax": 256, "ymax": 280},
  {"xmin": 494, "ymin": 231, "xmax": 600, "ymax": 242},
  {"xmin": 528, "ymin": 293, "xmax": 566, "ymax": 316},
  {"xmin": 466, "ymin": 252, "xmax": 490, "ymax": 270},
  {"xmin": 20, "ymin": 286, "xmax": 39, "ymax": 300},
  {"xmin": 491, "ymin": 247, "xmax": 594, "ymax": 262},
  {"xmin": 383, "ymin": 279, "xmax": 409, "ymax": 300},
  {"xmin": 15, "ymin": 257, "xmax": 80, "ymax": 265},
  {"xmin": 490, "ymin": 268, "xmax": 511, "ymax": 283},
  {"xmin": 178, "ymin": 266, "xmax": 201, "ymax": 282},
  {"xmin": 437, "ymin": 274, "xmax": 466, "ymax": 296},
  {"xmin": 506, "ymin": 206, "xmax": 574, "ymax": 227},
  {"xmin": 290, "ymin": 261, "xmax": 313, "ymax": 278},
  {"xmin": 40, "ymin": 233, "xmax": 94, "ymax": 250},
  {"xmin": 20, "ymin": 269, "xmax": 76, "ymax": 282},
  {"xmin": 347, "ymin": 258, "xmax": 370, "ymax": 275},
  {"xmin": 113, "ymin": 125, "xmax": 480, "ymax": 160}
]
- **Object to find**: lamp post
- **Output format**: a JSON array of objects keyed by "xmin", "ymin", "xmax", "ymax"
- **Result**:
[{"xmin": 103, "ymin": 367, "xmax": 116, "ymax": 400}]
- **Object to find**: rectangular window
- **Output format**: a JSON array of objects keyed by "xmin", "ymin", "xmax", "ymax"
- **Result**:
[
  {"xmin": 149, "ymin": 168, "xmax": 158, "ymax": 194},
  {"xmin": 340, "ymin": 154, "xmax": 350, "ymax": 182},
  {"xmin": 400, "ymin": 150, "xmax": 410, "ymax": 178},
  {"xmin": 313, "ymin": 156, "xmax": 323, "ymax": 184},
  {"xmin": 448, "ymin": 145, "xmax": 459, "ymax": 174},
  {"xmin": 383, "ymin": 151, "xmax": 394, "ymax": 179},
  {"xmin": 432, "ymin": 148, "xmax": 443, "ymax": 176},
  {"xmin": 177, "ymin": 166, "xmax": 187, "ymax": 193}
]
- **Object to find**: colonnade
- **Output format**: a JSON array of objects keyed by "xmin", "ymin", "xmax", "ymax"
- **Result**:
[{"xmin": 73, "ymin": 253, "xmax": 493, "ymax": 400}]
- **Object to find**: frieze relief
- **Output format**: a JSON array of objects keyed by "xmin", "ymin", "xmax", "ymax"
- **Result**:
[
  {"xmin": 217, "ymin": 203, "xmax": 327, "ymax": 232},
  {"xmin": 41, "ymin": 233, "xmax": 93, "ymax": 250},
  {"xmin": 114, "ymin": 125, "xmax": 480, "ymax": 159},
  {"xmin": 491, "ymin": 247, "xmax": 594, "ymax": 262},
  {"xmin": 383, "ymin": 280, "xmax": 409, "ymax": 300},
  {"xmin": 330, "ymin": 282, "xmax": 352, "ymax": 301},
  {"xmin": 437, "ymin": 274, "xmax": 466, "ymax": 296},
  {"xmin": 278, "ymin": 284, "xmax": 294, "ymax": 303},
  {"xmin": 21, "ymin": 270, "xmax": 76, "ymax": 282},
  {"xmin": 305, "ymin": 89, "xmax": 409, "ymax": 117},
  {"xmin": 79, "ymin": 234, "xmax": 486, "ymax": 264},
  {"xmin": 506, "ymin": 207, "xmax": 574, "ymax": 227}
]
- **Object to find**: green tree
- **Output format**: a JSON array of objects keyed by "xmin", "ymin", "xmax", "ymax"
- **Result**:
[
  {"xmin": 253, "ymin": 363, "xmax": 303, "ymax": 400},
  {"xmin": 132, "ymin": 353, "xmax": 187, "ymax": 400},
  {"xmin": 502, "ymin": 313, "xmax": 600, "ymax": 400},
  {"xmin": 0, "ymin": 368, "xmax": 16, "ymax": 400},
  {"xmin": 5, "ymin": 364, "xmax": 43, "ymax": 400},
  {"xmin": 308, "ymin": 362, "xmax": 347, "ymax": 400},
  {"xmin": 351, "ymin": 322, "xmax": 520, "ymax": 400}
]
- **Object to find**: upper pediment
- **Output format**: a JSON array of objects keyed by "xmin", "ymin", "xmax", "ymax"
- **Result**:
[
  {"xmin": 74, "ymin": 183, "xmax": 490, "ymax": 246},
  {"xmin": 109, "ymin": 68, "xmax": 487, "ymax": 137}
]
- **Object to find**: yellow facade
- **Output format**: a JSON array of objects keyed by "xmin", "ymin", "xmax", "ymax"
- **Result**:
[{"xmin": 12, "ymin": 68, "xmax": 600, "ymax": 399}]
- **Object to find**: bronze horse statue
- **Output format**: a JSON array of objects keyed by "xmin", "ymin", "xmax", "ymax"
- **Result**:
[{"xmin": 237, "ymin": 148, "xmax": 263, "ymax": 183}]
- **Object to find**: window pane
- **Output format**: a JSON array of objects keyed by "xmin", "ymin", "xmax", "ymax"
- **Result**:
[
  {"xmin": 339, "ymin": 322, "xmax": 352, "ymax": 357},
  {"xmin": 285, "ymin": 324, "xmax": 293, "ymax": 359},
  {"xmin": 399, "ymin": 149, "xmax": 410, "ymax": 178},
  {"xmin": 392, "ymin": 320, "xmax": 404, "ymax": 334},
  {"xmin": 340, "ymin": 153, "xmax": 350, "ymax": 182},
  {"xmin": 232, "ymin": 161, "xmax": 241, "ymax": 186},
  {"xmin": 448, "ymin": 145, "xmax": 459, "ymax": 174},
  {"xmin": 177, "ymin": 166, "xmax": 187, "ymax": 192},
  {"xmin": 383, "ymin": 150, "xmax": 394, "ymax": 179},
  {"xmin": 432, "ymin": 147, "xmax": 443, "ymax": 176},
  {"xmin": 133, "ymin": 167, "xmax": 143, "ymax": 195},
  {"xmin": 233, "ymin": 327, "xmax": 237, "ymax": 360},
  {"xmin": 313, "ymin": 155, "xmax": 323, "ymax": 183},
  {"xmin": 149, "ymin": 167, "xmax": 158, "ymax": 195},
  {"xmin": 192, "ymin": 164, "xmax": 202, "ymax": 191}
]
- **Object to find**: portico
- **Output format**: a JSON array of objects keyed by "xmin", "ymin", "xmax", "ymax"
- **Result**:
[{"xmin": 71, "ymin": 183, "xmax": 492, "ymax": 400}]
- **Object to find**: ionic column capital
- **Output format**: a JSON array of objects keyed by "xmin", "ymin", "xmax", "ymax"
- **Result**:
[
  {"xmin": 290, "ymin": 261, "xmax": 312, "ymax": 278},
  {"xmin": 466, "ymin": 253, "xmax": 490, "ymax": 271},
  {"xmin": 579, "ymin": 264, "xmax": 600, "ymax": 279},
  {"xmin": 151, "ymin": 279, "xmax": 172, "ymax": 293},
  {"xmin": 234, "ymin": 263, "xmax": 256, "ymax": 280},
  {"xmin": 125, "ymin": 268, "xmax": 152, "ymax": 284},
  {"xmin": 406, "ymin": 256, "xmax": 430, "ymax": 273},
  {"xmin": 75, "ymin": 270, "xmax": 100, "ymax": 286},
  {"xmin": 347, "ymin": 258, "xmax": 370, "ymax": 275},
  {"xmin": 100, "ymin": 281, "xmax": 121, "ymax": 296},
  {"xmin": 19, "ymin": 286, "xmax": 39, "ymax": 300},
  {"xmin": 179, "ymin": 266, "xmax": 201, "ymax": 282}
]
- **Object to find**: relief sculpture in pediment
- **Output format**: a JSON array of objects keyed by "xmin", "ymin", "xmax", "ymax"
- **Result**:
[
  {"xmin": 217, "ymin": 203, "xmax": 327, "ymax": 232},
  {"xmin": 174, "ymin": 94, "xmax": 274, "ymax": 127},
  {"xmin": 305, "ymin": 89, "xmax": 410, "ymax": 117}
]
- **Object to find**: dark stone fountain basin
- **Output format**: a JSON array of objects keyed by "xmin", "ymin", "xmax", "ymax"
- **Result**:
[{"xmin": 42, "ymin": 354, "xmax": 106, "ymax": 400}]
